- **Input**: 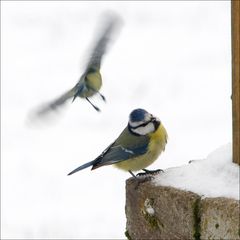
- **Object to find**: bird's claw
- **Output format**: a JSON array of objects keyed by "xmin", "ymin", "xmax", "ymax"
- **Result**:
[
  {"xmin": 100, "ymin": 94, "xmax": 106, "ymax": 102},
  {"xmin": 136, "ymin": 169, "xmax": 164, "ymax": 177},
  {"xmin": 86, "ymin": 97, "xmax": 101, "ymax": 112},
  {"xmin": 94, "ymin": 106, "xmax": 101, "ymax": 112}
]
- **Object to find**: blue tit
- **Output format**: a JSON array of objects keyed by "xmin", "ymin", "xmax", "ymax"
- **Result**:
[
  {"xmin": 68, "ymin": 108, "xmax": 168, "ymax": 177},
  {"xmin": 35, "ymin": 13, "xmax": 122, "ymax": 116}
]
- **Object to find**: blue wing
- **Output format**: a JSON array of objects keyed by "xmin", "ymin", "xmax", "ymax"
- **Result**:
[
  {"xmin": 85, "ymin": 13, "xmax": 122, "ymax": 71},
  {"xmin": 67, "ymin": 143, "xmax": 148, "ymax": 175},
  {"xmin": 68, "ymin": 127, "xmax": 149, "ymax": 175},
  {"xmin": 91, "ymin": 142, "xmax": 148, "ymax": 169},
  {"xmin": 34, "ymin": 87, "xmax": 78, "ymax": 117}
]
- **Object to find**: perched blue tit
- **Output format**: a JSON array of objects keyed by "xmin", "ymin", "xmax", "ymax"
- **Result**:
[
  {"xmin": 68, "ymin": 108, "xmax": 168, "ymax": 177},
  {"xmin": 35, "ymin": 13, "xmax": 122, "ymax": 116}
]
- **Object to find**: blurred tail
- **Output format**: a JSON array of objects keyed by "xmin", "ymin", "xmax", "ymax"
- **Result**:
[
  {"xmin": 68, "ymin": 159, "xmax": 97, "ymax": 176},
  {"xmin": 72, "ymin": 83, "xmax": 85, "ymax": 103}
]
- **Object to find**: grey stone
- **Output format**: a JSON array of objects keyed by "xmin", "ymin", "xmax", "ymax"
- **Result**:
[
  {"xmin": 125, "ymin": 177, "xmax": 240, "ymax": 240},
  {"xmin": 125, "ymin": 177, "xmax": 200, "ymax": 240},
  {"xmin": 200, "ymin": 197, "xmax": 240, "ymax": 240}
]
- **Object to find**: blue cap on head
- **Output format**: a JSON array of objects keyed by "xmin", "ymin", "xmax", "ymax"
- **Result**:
[{"xmin": 129, "ymin": 108, "xmax": 148, "ymax": 122}]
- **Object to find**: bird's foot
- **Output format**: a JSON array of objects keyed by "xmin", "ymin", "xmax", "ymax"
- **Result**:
[
  {"xmin": 86, "ymin": 97, "xmax": 101, "ymax": 112},
  {"xmin": 99, "ymin": 93, "xmax": 106, "ymax": 102},
  {"xmin": 128, "ymin": 170, "xmax": 153, "ymax": 190},
  {"xmin": 93, "ymin": 105, "xmax": 101, "ymax": 112},
  {"xmin": 137, "ymin": 168, "xmax": 164, "ymax": 177}
]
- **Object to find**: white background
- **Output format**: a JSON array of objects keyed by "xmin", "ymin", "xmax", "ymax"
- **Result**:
[{"xmin": 1, "ymin": 1, "xmax": 231, "ymax": 239}]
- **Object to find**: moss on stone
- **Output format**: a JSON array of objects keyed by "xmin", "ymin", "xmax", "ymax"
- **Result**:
[
  {"xmin": 141, "ymin": 198, "xmax": 164, "ymax": 231},
  {"xmin": 143, "ymin": 211, "xmax": 160, "ymax": 230},
  {"xmin": 193, "ymin": 198, "xmax": 201, "ymax": 240},
  {"xmin": 124, "ymin": 230, "xmax": 132, "ymax": 240}
]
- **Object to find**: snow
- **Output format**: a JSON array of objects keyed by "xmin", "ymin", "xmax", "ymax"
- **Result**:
[
  {"xmin": 153, "ymin": 144, "xmax": 240, "ymax": 200},
  {"xmin": 146, "ymin": 206, "xmax": 155, "ymax": 216},
  {"xmin": 1, "ymin": 1, "xmax": 232, "ymax": 239},
  {"xmin": 144, "ymin": 199, "xmax": 155, "ymax": 216}
]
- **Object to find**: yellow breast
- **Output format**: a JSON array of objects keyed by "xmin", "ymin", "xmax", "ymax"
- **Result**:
[
  {"xmin": 79, "ymin": 70, "xmax": 102, "ymax": 98},
  {"xmin": 114, "ymin": 124, "xmax": 168, "ymax": 171},
  {"xmin": 86, "ymin": 71, "xmax": 102, "ymax": 93}
]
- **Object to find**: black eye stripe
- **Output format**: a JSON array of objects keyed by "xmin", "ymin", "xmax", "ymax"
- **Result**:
[
  {"xmin": 130, "ymin": 119, "xmax": 153, "ymax": 129},
  {"xmin": 130, "ymin": 118, "xmax": 160, "ymax": 129}
]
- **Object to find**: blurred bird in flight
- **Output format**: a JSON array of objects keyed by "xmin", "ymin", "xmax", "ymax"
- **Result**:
[{"xmin": 33, "ymin": 12, "xmax": 122, "ymax": 118}]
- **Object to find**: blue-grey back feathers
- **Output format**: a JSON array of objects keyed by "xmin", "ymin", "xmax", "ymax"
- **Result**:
[
  {"xmin": 92, "ymin": 143, "xmax": 148, "ymax": 169},
  {"xmin": 68, "ymin": 139, "xmax": 148, "ymax": 175}
]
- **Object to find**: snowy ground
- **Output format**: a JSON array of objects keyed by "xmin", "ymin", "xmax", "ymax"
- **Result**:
[
  {"xmin": 1, "ymin": 1, "xmax": 233, "ymax": 239},
  {"xmin": 154, "ymin": 143, "xmax": 239, "ymax": 200}
]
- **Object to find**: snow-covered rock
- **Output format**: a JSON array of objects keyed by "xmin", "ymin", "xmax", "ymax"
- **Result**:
[{"xmin": 154, "ymin": 143, "xmax": 239, "ymax": 200}]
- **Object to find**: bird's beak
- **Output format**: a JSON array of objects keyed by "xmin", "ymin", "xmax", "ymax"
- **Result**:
[
  {"xmin": 151, "ymin": 115, "xmax": 156, "ymax": 121},
  {"xmin": 151, "ymin": 115, "xmax": 160, "ymax": 123}
]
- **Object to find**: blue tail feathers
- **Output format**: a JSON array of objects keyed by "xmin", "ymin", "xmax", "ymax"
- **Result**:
[{"xmin": 68, "ymin": 159, "xmax": 97, "ymax": 175}]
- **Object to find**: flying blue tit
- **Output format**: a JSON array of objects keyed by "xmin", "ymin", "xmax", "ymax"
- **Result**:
[
  {"xmin": 68, "ymin": 108, "xmax": 168, "ymax": 177},
  {"xmin": 35, "ymin": 13, "xmax": 122, "ymax": 116}
]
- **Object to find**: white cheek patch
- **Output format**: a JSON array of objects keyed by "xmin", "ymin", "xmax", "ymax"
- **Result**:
[{"xmin": 131, "ymin": 122, "xmax": 155, "ymax": 135}]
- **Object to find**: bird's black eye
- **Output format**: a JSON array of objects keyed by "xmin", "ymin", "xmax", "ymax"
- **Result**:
[{"xmin": 153, "ymin": 119, "xmax": 160, "ymax": 130}]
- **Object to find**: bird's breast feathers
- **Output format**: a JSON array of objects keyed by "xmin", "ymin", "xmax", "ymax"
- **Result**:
[
  {"xmin": 79, "ymin": 71, "xmax": 102, "ymax": 98},
  {"xmin": 114, "ymin": 124, "xmax": 168, "ymax": 171},
  {"xmin": 148, "ymin": 123, "xmax": 168, "ymax": 156},
  {"xmin": 86, "ymin": 71, "xmax": 102, "ymax": 91}
]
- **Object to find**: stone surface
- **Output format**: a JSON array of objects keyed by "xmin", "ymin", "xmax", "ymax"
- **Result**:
[
  {"xmin": 125, "ymin": 177, "xmax": 240, "ymax": 240},
  {"xmin": 125, "ymin": 177, "xmax": 200, "ymax": 240},
  {"xmin": 200, "ymin": 197, "xmax": 240, "ymax": 240}
]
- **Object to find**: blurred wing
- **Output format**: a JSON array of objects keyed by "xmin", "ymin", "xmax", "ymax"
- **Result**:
[
  {"xmin": 33, "ymin": 86, "xmax": 78, "ymax": 117},
  {"xmin": 85, "ymin": 13, "xmax": 122, "ymax": 72},
  {"xmin": 92, "ymin": 142, "xmax": 148, "ymax": 169}
]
